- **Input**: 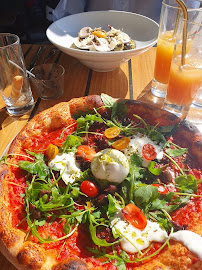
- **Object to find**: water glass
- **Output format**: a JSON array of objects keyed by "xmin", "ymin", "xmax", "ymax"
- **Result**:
[
  {"xmin": 163, "ymin": 20, "xmax": 202, "ymax": 119},
  {"xmin": 0, "ymin": 33, "xmax": 34, "ymax": 115},
  {"xmin": 151, "ymin": 0, "xmax": 202, "ymax": 98},
  {"xmin": 30, "ymin": 64, "xmax": 65, "ymax": 100}
]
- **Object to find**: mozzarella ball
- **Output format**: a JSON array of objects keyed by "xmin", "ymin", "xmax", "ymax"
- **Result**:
[{"xmin": 91, "ymin": 149, "xmax": 129, "ymax": 183}]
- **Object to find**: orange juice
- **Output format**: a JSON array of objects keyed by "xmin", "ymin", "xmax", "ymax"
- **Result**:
[
  {"xmin": 166, "ymin": 57, "xmax": 202, "ymax": 106},
  {"xmin": 154, "ymin": 31, "xmax": 176, "ymax": 84}
]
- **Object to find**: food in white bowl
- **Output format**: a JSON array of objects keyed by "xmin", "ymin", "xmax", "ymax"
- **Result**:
[
  {"xmin": 72, "ymin": 25, "xmax": 136, "ymax": 52},
  {"xmin": 46, "ymin": 11, "xmax": 159, "ymax": 72}
]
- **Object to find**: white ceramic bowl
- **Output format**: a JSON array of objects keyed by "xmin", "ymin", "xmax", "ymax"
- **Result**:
[{"xmin": 46, "ymin": 11, "xmax": 159, "ymax": 72}]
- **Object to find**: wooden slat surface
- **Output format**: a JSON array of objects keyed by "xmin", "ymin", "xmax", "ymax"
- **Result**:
[
  {"xmin": 89, "ymin": 62, "xmax": 130, "ymax": 99},
  {"xmin": 0, "ymin": 44, "xmax": 201, "ymax": 270}
]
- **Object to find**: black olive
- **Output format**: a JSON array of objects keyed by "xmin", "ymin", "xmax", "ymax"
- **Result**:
[
  {"xmin": 104, "ymin": 185, "xmax": 118, "ymax": 195},
  {"xmin": 94, "ymin": 194, "xmax": 108, "ymax": 205},
  {"xmin": 93, "ymin": 136, "xmax": 110, "ymax": 151},
  {"xmin": 29, "ymin": 204, "xmax": 41, "ymax": 220},
  {"xmin": 89, "ymin": 121, "xmax": 107, "ymax": 132},
  {"xmin": 159, "ymin": 170, "xmax": 173, "ymax": 184},
  {"xmin": 39, "ymin": 190, "xmax": 51, "ymax": 202},
  {"xmin": 81, "ymin": 160, "xmax": 91, "ymax": 171}
]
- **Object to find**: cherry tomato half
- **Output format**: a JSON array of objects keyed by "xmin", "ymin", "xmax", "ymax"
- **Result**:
[
  {"xmin": 77, "ymin": 145, "xmax": 96, "ymax": 161},
  {"xmin": 80, "ymin": 180, "xmax": 99, "ymax": 198},
  {"xmin": 122, "ymin": 203, "xmax": 147, "ymax": 230},
  {"xmin": 112, "ymin": 137, "xmax": 130, "ymax": 150},
  {"xmin": 152, "ymin": 184, "xmax": 169, "ymax": 195},
  {"xmin": 104, "ymin": 127, "xmax": 121, "ymax": 139},
  {"xmin": 142, "ymin": 143, "xmax": 157, "ymax": 161}
]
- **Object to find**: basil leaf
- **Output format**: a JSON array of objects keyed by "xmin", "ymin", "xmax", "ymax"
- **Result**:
[
  {"xmin": 164, "ymin": 192, "xmax": 175, "ymax": 201},
  {"xmin": 19, "ymin": 160, "xmax": 49, "ymax": 179},
  {"xmin": 35, "ymin": 219, "xmax": 46, "ymax": 227},
  {"xmin": 120, "ymin": 179, "xmax": 131, "ymax": 205},
  {"xmin": 122, "ymin": 153, "xmax": 148, "ymax": 203},
  {"xmin": 149, "ymin": 130, "xmax": 166, "ymax": 145},
  {"xmin": 77, "ymin": 169, "xmax": 91, "ymax": 182},
  {"xmin": 166, "ymin": 196, "xmax": 190, "ymax": 212},
  {"xmin": 52, "ymin": 186, "xmax": 59, "ymax": 203},
  {"xmin": 147, "ymin": 161, "xmax": 163, "ymax": 176},
  {"xmin": 125, "ymin": 153, "xmax": 143, "ymax": 201},
  {"xmin": 134, "ymin": 185, "xmax": 159, "ymax": 208},
  {"xmin": 107, "ymin": 195, "xmax": 121, "ymax": 219},
  {"xmin": 130, "ymin": 152, "xmax": 142, "ymax": 167},
  {"xmin": 165, "ymin": 147, "xmax": 188, "ymax": 158},
  {"xmin": 25, "ymin": 150, "xmax": 44, "ymax": 161},
  {"xmin": 19, "ymin": 150, "xmax": 48, "ymax": 179},
  {"xmin": 149, "ymin": 198, "xmax": 167, "ymax": 211},
  {"xmin": 157, "ymin": 124, "xmax": 179, "ymax": 136},
  {"xmin": 111, "ymin": 101, "xmax": 127, "ymax": 119},
  {"xmin": 61, "ymin": 134, "xmax": 82, "ymax": 153},
  {"xmin": 28, "ymin": 182, "xmax": 50, "ymax": 201},
  {"xmin": 76, "ymin": 113, "xmax": 103, "ymax": 134},
  {"xmin": 175, "ymin": 174, "xmax": 197, "ymax": 193},
  {"xmin": 101, "ymin": 93, "xmax": 116, "ymax": 108},
  {"xmin": 149, "ymin": 211, "xmax": 172, "ymax": 232},
  {"xmin": 129, "ymin": 153, "xmax": 143, "ymax": 180},
  {"xmin": 92, "ymin": 210, "xmax": 101, "ymax": 219}
]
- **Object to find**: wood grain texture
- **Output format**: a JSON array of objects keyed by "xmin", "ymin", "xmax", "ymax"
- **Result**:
[{"xmin": 89, "ymin": 62, "xmax": 130, "ymax": 99}]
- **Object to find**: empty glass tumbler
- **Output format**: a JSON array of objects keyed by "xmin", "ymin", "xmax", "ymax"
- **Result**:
[{"xmin": 0, "ymin": 33, "xmax": 34, "ymax": 115}]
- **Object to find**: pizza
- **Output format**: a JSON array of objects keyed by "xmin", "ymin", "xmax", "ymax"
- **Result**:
[{"xmin": 0, "ymin": 94, "xmax": 202, "ymax": 270}]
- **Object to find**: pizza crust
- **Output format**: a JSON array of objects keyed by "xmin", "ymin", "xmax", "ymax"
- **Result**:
[
  {"xmin": 0, "ymin": 95, "xmax": 201, "ymax": 270},
  {"xmin": 176, "ymin": 119, "xmax": 202, "ymax": 167}
]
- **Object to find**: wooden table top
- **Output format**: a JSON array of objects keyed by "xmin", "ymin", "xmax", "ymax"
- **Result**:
[{"xmin": 0, "ymin": 44, "xmax": 201, "ymax": 269}]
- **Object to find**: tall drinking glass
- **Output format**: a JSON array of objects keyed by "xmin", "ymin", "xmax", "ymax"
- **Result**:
[
  {"xmin": 151, "ymin": 0, "xmax": 202, "ymax": 98},
  {"xmin": 192, "ymin": 86, "xmax": 202, "ymax": 107},
  {"xmin": 163, "ymin": 20, "xmax": 202, "ymax": 118},
  {"xmin": 0, "ymin": 33, "xmax": 34, "ymax": 115}
]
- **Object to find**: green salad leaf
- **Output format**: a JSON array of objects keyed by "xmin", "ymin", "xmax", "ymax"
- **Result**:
[
  {"xmin": 107, "ymin": 194, "xmax": 122, "ymax": 219},
  {"xmin": 165, "ymin": 147, "xmax": 188, "ymax": 158},
  {"xmin": 134, "ymin": 185, "xmax": 159, "ymax": 208},
  {"xmin": 18, "ymin": 152, "xmax": 49, "ymax": 180},
  {"xmin": 175, "ymin": 174, "xmax": 197, "ymax": 194},
  {"xmin": 101, "ymin": 93, "xmax": 116, "ymax": 108},
  {"xmin": 147, "ymin": 161, "xmax": 163, "ymax": 176},
  {"xmin": 61, "ymin": 134, "xmax": 82, "ymax": 153}
]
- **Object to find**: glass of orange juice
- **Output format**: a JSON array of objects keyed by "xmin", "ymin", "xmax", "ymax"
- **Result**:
[
  {"xmin": 163, "ymin": 19, "xmax": 202, "ymax": 119},
  {"xmin": 151, "ymin": 0, "xmax": 202, "ymax": 98}
]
